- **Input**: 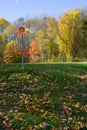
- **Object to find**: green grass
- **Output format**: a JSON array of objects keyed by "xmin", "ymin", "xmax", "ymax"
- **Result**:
[{"xmin": 0, "ymin": 62, "xmax": 87, "ymax": 130}]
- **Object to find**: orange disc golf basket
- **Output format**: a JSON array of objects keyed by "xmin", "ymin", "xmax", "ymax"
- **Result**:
[{"xmin": 14, "ymin": 27, "xmax": 29, "ymax": 70}]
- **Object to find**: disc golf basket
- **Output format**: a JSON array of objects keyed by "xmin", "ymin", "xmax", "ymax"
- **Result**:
[{"xmin": 14, "ymin": 27, "xmax": 29, "ymax": 70}]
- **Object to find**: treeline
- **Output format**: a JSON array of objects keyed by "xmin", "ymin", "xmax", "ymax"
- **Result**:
[{"xmin": 0, "ymin": 8, "xmax": 87, "ymax": 63}]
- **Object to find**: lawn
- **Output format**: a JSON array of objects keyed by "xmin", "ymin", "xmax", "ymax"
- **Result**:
[{"xmin": 0, "ymin": 62, "xmax": 87, "ymax": 130}]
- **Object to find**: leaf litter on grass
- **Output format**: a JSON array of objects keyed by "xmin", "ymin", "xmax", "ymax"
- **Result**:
[{"xmin": 0, "ymin": 63, "xmax": 87, "ymax": 130}]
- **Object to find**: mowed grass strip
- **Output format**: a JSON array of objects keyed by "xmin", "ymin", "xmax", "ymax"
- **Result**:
[{"xmin": 0, "ymin": 62, "xmax": 87, "ymax": 130}]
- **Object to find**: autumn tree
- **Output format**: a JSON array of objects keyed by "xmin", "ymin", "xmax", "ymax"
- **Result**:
[
  {"xmin": 29, "ymin": 40, "xmax": 40, "ymax": 62},
  {"xmin": 0, "ymin": 18, "xmax": 10, "ymax": 62},
  {"xmin": 3, "ymin": 40, "xmax": 21, "ymax": 63},
  {"xmin": 58, "ymin": 9, "xmax": 83, "ymax": 61},
  {"xmin": 0, "ymin": 18, "xmax": 10, "ymax": 33},
  {"xmin": 0, "ymin": 18, "xmax": 10, "ymax": 46}
]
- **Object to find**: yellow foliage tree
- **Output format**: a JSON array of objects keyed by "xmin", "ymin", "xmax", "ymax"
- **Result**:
[
  {"xmin": 3, "ymin": 40, "xmax": 21, "ymax": 63},
  {"xmin": 58, "ymin": 9, "xmax": 82, "ymax": 61}
]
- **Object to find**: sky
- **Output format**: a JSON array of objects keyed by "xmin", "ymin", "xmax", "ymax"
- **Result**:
[{"xmin": 0, "ymin": 0, "xmax": 87, "ymax": 23}]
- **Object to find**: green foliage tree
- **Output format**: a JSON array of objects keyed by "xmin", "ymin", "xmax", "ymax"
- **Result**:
[
  {"xmin": 46, "ymin": 17, "xmax": 59, "ymax": 61},
  {"xmin": 81, "ymin": 10, "xmax": 87, "ymax": 59},
  {"xmin": 35, "ymin": 30, "xmax": 47, "ymax": 61}
]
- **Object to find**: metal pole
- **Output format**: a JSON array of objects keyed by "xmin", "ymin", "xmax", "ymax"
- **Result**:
[{"xmin": 22, "ymin": 55, "xmax": 24, "ymax": 70}]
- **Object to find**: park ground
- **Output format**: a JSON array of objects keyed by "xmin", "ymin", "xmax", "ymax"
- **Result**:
[{"xmin": 0, "ymin": 62, "xmax": 87, "ymax": 130}]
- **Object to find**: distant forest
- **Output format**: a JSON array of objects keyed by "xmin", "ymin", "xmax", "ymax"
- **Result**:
[{"xmin": 0, "ymin": 8, "xmax": 87, "ymax": 63}]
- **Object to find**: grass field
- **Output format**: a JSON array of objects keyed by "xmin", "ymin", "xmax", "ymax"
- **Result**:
[{"xmin": 0, "ymin": 62, "xmax": 87, "ymax": 130}]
